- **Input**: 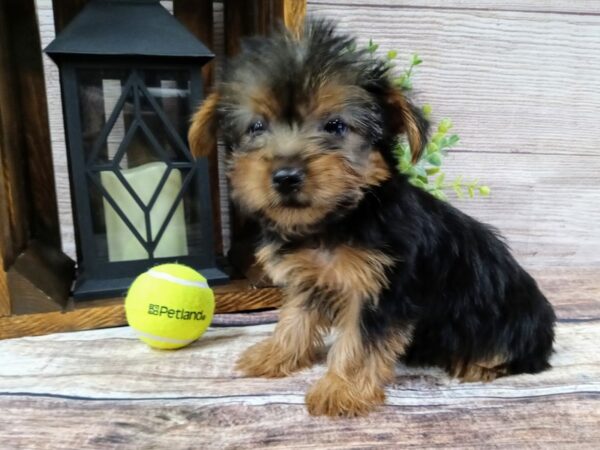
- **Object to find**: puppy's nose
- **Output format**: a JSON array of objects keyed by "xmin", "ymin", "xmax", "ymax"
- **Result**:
[{"xmin": 272, "ymin": 167, "xmax": 305, "ymax": 194}]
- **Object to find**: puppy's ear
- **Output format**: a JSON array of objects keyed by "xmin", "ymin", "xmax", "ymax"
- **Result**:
[
  {"xmin": 188, "ymin": 92, "xmax": 220, "ymax": 157},
  {"xmin": 382, "ymin": 88, "xmax": 429, "ymax": 163}
]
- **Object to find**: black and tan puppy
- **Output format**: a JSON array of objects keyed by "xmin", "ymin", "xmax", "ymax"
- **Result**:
[{"xmin": 189, "ymin": 20, "xmax": 555, "ymax": 417}]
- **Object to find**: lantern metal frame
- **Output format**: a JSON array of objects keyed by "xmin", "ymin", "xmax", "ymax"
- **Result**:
[{"xmin": 45, "ymin": 0, "xmax": 228, "ymax": 299}]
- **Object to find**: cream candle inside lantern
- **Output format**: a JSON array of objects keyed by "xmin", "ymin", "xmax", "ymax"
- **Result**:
[{"xmin": 100, "ymin": 162, "xmax": 188, "ymax": 262}]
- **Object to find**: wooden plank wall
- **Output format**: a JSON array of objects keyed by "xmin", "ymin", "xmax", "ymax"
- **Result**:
[
  {"xmin": 307, "ymin": 0, "xmax": 600, "ymax": 267},
  {"xmin": 0, "ymin": 255, "xmax": 9, "ymax": 317},
  {"xmin": 36, "ymin": 0, "xmax": 600, "ymax": 268},
  {"xmin": 0, "ymin": 3, "xmax": 30, "ymax": 266}
]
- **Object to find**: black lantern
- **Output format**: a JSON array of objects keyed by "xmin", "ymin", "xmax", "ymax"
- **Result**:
[{"xmin": 45, "ymin": 0, "xmax": 228, "ymax": 299}]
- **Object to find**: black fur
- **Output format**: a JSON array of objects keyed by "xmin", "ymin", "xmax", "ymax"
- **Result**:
[
  {"xmin": 216, "ymin": 19, "xmax": 556, "ymax": 378},
  {"xmin": 264, "ymin": 172, "xmax": 556, "ymax": 375},
  {"xmin": 351, "ymin": 179, "xmax": 555, "ymax": 374}
]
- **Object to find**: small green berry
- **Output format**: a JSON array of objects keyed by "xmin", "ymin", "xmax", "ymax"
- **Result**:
[
  {"xmin": 438, "ymin": 118, "xmax": 453, "ymax": 133},
  {"xmin": 422, "ymin": 104, "xmax": 432, "ymax": 118}
]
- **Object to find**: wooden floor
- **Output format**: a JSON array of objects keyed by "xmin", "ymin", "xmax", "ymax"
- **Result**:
[{"xmin": 1, "ymin": 268, "xmax": 599, "ymax": 449}]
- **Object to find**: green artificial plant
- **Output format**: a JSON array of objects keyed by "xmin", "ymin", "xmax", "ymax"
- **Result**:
[{"xmin": 367, "ymin": 40, "xmax": 490, "ymax": 201}]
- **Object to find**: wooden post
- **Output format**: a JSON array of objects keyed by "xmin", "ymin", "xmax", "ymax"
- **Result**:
[
  {"xmin": 0, "ymin": 82, "xmax": 11, "ymax": 317},
  {"xmin": 174, "ymin": 0, "xmax": 223, "ymax": 255},
  {"xmin": 0, "ymin": 1, "xmax": 31, "ymax": 266},
  {"xmin": 0, "ymin": 254, "xmax": 9, "ymax": 317},
  {"xmin": 174, "ymin": 0, "xmax": 215, "ymax": 87},
  {"xmin": 4, "ymin": 0, "xmax": 61, "ymax": 248},
  {"xmin": 0, "ymin": 0, "xmax": 75, "ymax": 316},
  {"xmin": 0, "ymin": 7, "xmax": 11, "ymax": 316}
]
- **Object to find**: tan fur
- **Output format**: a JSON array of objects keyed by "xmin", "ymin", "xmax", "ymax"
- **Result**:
[
  {"xmin": 235, "ymin": 289, "xmax": 327, "ymax": 377},
  {"xmin": 452, "ymin": 354, "xmax": 509, "ymax": 382},
  {"xmin": 226, "ymin": 149, "xmax": 343, "ymax": 232},
  {"xmin": 188, "ymin": 92, "xmax": 219, "ymax": 157},
  {"xmin": 257, "ymin": 243, "xmax": 394, "ymax": 305},
  {"xmin": 385, "ymin": 88, "xmax": 425, "ymax": 163},
  {"xmin": 255, "ymin": 241, "xmax": 408, "ymax": 416},
  {"xmin": 227, "ymin": 149, "xmax": 273, "ymax": 212},
  {"xmin": 307, "ymin": 325, "xmax": 412, "ymax": 417},
  {"xmin": 228, "ymin": 149, "xmax": 390, "ymax": 236},
  {"xmin": 365, "ymin": 150, "xmax": 392, "ymax": 186},
  {"xmin": 309, "ymin": 292, "xmax": 411, "ymax": 417},
  {"xmin": 310, "ymin": 84, "xmax": 371, "ymax": 119},
  {"xmin": 305, "ymin": 372, "xmax": 384, "ymax": 418},
  {"xmin": 247, "ymin": 87, "xmax": 281, "ymax": 121}
]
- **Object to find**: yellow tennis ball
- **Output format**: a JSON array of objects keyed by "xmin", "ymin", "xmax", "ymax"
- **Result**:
[{"xmin": 125, "ymin": 264, "xmax": 215, "ymax": 349}]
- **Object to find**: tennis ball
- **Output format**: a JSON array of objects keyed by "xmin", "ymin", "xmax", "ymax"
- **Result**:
[{"xmin": 125, "ymin": 264, "xmax": 215, "ymax": 349}]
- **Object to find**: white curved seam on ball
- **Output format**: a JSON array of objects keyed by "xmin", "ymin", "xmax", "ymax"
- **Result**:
[
  {"xmin": 147, "ymin": 269, "xmax": 209, "ymax": 289},
  {"xmin": 131, "ymin": 326, "xmax": 197, "ymax": 345}
]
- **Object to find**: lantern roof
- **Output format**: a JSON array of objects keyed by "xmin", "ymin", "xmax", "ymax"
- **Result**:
[{"xmin": 45, "ymin": 0, "xmax": 213, "ymax": 62}]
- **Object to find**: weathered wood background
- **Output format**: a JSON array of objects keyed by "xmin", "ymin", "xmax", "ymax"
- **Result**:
[
  {"xmin": 1, "ymin": 268, "xmax": 599, "ymax": 449},
  {"xmin": 38, "ymin": 0, "xmax": 600, "ymax": 267},
  {"xmin": 307, "ymin": 0, "xmax": 600, "ymax": 267}
]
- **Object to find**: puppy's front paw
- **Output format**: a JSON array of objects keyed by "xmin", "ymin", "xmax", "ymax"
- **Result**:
[
  {"xmin": 235, "ymin": 338, "xmax": 313, "ymax": 378},
  {"xmin": 306, "ymin": 372, "xmax": 385, "ymax": 417}
]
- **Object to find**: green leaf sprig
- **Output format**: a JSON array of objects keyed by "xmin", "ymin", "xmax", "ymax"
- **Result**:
[{"xmin": 379, "ymin": 48, "xmax": 490, "ymax": 201}]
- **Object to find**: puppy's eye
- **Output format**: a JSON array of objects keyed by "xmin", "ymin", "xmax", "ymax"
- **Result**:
[
  {"xmin": 323, "ymin": 118, "xmax": 348, "ymax": 137},
  {"xmin": 247, "ymin": 120, "xmax": 266, "ymax": 135}
]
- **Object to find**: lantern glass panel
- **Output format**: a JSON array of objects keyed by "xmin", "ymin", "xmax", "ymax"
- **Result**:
[
  {"xmin": 77, "ymin": 68, "xmax": 191, "ymax": 166},
  {"xmin": 78, "ymin": 68, "xmax": 130, "ymax": 164},
  {"xmin": 141, "ymin": 70, "xmax": 192, "ymax": 144},
  {"xmin": 75, "ymin": 67, "xmax": 207, "ymax": 264}
]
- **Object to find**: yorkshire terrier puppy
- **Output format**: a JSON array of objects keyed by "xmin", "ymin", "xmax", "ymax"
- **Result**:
[{"xmin": 189, "ymin": 20, "xmax": 556, "ymax": 417}]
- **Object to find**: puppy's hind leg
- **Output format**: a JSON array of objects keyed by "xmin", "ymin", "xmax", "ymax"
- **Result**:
[{"xmin": 451, "ymin": 356, "xmax": 509, "ymax": 383}]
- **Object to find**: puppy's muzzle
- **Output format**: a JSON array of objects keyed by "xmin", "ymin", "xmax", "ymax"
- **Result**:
[{"xmin": 272, "ymin": 167, "xmax": 305, "ymax": 195}]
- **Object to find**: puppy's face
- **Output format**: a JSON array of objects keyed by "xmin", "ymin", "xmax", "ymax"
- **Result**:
[
  {"xmin": 221, "ymin": 81, "xmax": 392, "ymax": 233},
  {"xmin": 189, "ymin": 21, "xmax": 428, "ymax": 235}
]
